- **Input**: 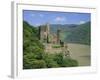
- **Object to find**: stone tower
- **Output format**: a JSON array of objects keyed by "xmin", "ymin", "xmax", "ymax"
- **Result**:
[
  {"xmin": 39, "ymin": 23, "xmax": 50, "ymax": 43},
  {"xmin": 57, "ymin": 28, "xmax": 61, "ymax": 43}
]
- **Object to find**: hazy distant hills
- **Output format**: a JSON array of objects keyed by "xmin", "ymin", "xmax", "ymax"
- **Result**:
[
  {"xmin": 50, "ymin": 22, "xmax": 91, "ymax": 45},
  {"xmin": 50, "ymin": 24, "xmax": 78, "ymax": 33}
]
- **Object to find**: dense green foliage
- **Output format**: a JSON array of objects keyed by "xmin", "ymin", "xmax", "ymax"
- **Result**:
[
  {"xmin": 23, "ymin": 21, "xmax": 45, "ymax": 69},
  {"xmin": 23, "ymin": 21, "xmax": 78, "ymax": 69}
]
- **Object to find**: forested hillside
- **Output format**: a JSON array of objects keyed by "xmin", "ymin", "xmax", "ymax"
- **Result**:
[
  {"xmin": 66, "ymin": 22, "xmax": 90, "ymax": 45},
  {"xmin": 23, "ymin": 21, "xmax": 45, "ymax": 69}
]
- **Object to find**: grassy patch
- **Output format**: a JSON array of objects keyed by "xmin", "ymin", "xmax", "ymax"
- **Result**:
[{"xmin": 52, "ymin": 44, "xmax": 61, "ymax": 48}]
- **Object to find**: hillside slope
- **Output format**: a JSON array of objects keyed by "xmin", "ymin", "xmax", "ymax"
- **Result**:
[
  {"xmin": 66, "ymin": 22, "xmax": 90, "ymax": 45},
  {"xmin": 50, "ymin": 22, "xmax": 90, "ymax": 45}
]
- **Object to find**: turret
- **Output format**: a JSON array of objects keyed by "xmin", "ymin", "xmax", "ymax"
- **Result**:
[{"xmin": 57, "ymin": 28, "xmax": 61, "ymax": 43}]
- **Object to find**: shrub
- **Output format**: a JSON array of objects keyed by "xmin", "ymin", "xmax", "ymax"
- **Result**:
[
  {"xmin": 61, "ymin": 58, "xmax": 79, "ymax": 67},
  {"xmin": 32, "ymin": 60, "xmax": 46, "ymax": 68},
  {"xmin": 53, "ymin": 53, "xmax": 63, "ymax": 65},
  {"xmin": 44, "ymin": 58, "xmax": 59, "ymax": 68},
  {"xmin": 23, "ymin": 55, "xmax": 36, "ymax": 69}
]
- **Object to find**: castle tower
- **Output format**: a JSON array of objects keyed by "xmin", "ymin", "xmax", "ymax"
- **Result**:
[
  {"xmin": 45, "ymin": 23, "xmax": 49, "ymax": 35},
  {"xmin": 39, "ymin": 23, "xmax": 50, "ymax": 43},
  {"xmin": 46, "ymin": 23, "xmax": 50, "ymax": 43},
  {"xmin": 57, "ymin": 28, "xmax": 61, "ymax": 43}
]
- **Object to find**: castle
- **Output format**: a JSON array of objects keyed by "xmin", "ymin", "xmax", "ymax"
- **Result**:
[
  {"xmin": 38, "ymin": 23, "xmax": 70, "ymax": 57},
  {"xmin": 39, "ymin": 23, "xmax": 61, "ymax": 44}
]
